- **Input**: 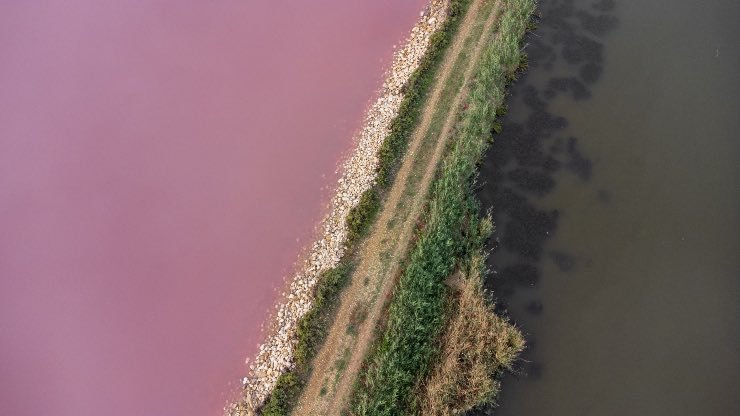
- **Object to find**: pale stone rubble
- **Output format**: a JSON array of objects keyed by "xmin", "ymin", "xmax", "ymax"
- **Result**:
[{"xmin": 227, "ymin": 2, "xmax": 450, "ymax": 414}]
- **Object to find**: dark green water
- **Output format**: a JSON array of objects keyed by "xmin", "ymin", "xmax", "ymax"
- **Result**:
[{"xmin": 477, "ymin": 0, "xmax": 739, "ymax": 414}]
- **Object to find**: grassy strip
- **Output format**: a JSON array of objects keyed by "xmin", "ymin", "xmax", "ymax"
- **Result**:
[
  {"xmin": 346, "ymin": 0, "xmax": 472, "ymax": 244},
  {"xmin": 259, "ymin": 2, "xmax": 473, "ymax": 414},
  {"xmin": 351, "ymin": 1, "xmax": 536, "ymax": 415}
]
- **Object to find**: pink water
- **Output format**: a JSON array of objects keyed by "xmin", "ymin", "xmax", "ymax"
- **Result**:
[{"xmin": 0, "ymin": 1, "xmax": 424, "ymax": 415}]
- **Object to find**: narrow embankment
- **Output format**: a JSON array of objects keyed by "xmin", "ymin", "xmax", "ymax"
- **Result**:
[
  {"xmin": 292, "ymin": 1, "xmax": 506, "ymax": 414},
  {"xmin": 352, "ymin": 0, "xmax": 535, "ymax": 414}
]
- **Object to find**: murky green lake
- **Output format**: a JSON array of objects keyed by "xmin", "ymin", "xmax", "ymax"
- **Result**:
[{"xmin": 478, "ymin": 0, "xmax": 739, "ymax": 414}]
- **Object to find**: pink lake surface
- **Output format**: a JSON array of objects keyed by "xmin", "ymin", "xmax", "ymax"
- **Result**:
[{"xmin": 0, "ymin": 1, "xmax": 424, "ymax": 415}]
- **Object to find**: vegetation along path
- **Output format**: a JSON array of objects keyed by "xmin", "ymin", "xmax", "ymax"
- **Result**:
[{"xmin": 292, "ymin": 1, "xmax": 504, "ymax": 414}]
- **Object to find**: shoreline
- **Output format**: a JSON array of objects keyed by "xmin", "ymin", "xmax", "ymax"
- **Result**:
[{"xmin": 229, "ymin": 1, "xmax": 450, "ymax": 413}]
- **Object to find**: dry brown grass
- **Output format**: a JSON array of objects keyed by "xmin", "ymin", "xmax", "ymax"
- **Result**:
[{"xmin": 420, "ymin": 255, "xmax": 524, "ymax": 416}]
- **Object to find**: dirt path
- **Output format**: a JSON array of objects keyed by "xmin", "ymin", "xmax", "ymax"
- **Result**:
[{"xmin": 292, "ymin": 1, "xmax": 502, "ymax": 414}]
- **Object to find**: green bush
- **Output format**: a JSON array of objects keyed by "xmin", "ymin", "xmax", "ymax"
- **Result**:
[
  {"xmin": 294, "ymin": 263, "xmax": 352, "ymax": 367},
  {"xmin": 346, "ymin": 188, "xmax": 380, "ymax": 245},
  {"xmin": 261, "ymin": 372, "xmax": 300, "ymax": 416}
]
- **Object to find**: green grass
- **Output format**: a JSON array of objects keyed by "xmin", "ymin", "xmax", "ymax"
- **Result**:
[
  {"xmin": 257, "ymin": 2, "xmax": 474, "ymax": 414},
  {"xmin": 346, "ymin": 187, "xmax": 380, "ymax": 245},
  {"xmin": 293, "ymin": 264, "xmax": 353, "ymax": 368},
  {"xmin": 332, "ymin": 346, "xmax": 352, "ymax": 390},
  {"xmin": 351, "ymin": 1, "xmax": 536, "ymax": 414}
]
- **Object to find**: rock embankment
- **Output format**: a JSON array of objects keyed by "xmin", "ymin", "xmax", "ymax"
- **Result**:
[{"xmin": 228, "ymin": 1, "xmax": 449, "ymax": 414}]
